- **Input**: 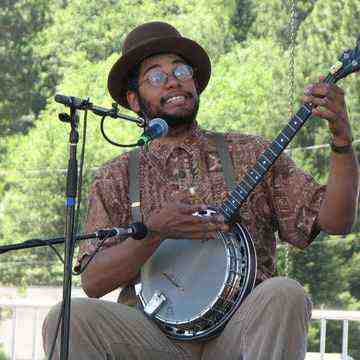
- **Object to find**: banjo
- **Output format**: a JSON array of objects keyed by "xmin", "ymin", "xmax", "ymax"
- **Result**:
[{"xmin": 135, "ymin": 40, "xmax": 360, "ymax": 341}]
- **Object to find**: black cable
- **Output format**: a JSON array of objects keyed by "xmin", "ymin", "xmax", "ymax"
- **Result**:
[
  {"xmin": 44, "ymin": 242, "xmax": 68, "ymax": 360},
  {"xmin": 41, "ymin": 240, "xmax": 65, "ymax": 265},
  {"xmin": 39, "ymin": 240, "xmax": 80, "ymax": 276},
  {"xmin": 100, "ymin": 115, "xmax": 138, "ymax": 147},
  {"xmin": 73, "ymin": 233, "xmax": 113, "ymax": 275},
  {"xmin": 47, "ymin": 301, "xmax": 64, "ymax": 360}
]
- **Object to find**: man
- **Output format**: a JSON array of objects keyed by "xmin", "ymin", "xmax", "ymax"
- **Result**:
[{"xmin": 43, "ymin": 22, "xmax": 359, "ymax": 360}]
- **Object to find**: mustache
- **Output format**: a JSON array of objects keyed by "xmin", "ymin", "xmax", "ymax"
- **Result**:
[{"xmin": 160, "ymin": 92, "xmax": 194, "ymax": 106}]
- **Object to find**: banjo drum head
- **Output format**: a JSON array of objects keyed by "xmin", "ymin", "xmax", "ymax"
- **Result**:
[{"xmin": 140, "ymin": 237, "xmax": 230, "ymax": 324}]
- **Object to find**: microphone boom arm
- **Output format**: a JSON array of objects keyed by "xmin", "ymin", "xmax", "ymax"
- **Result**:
[
  {"xmin": 55, "ymin": 94, "xmax": 145, "ymax": 126},
  {"xmin": 0, "ymin": 223, "xmax": 148, "ymax": 255}
]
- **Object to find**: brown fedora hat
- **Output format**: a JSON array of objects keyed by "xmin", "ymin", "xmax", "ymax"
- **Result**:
[{"xmin": 108, "ymin": 21, "xmax": 211, "ymax": 109}]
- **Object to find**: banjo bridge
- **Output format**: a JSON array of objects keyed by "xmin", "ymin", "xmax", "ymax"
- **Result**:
[
  {"xmin": 143, "ymin": 291, "xmax": 167, "ymax": 316},
  {"xmin": 162, "ymin": 272, "xmax": 185, "ymax": 291}
]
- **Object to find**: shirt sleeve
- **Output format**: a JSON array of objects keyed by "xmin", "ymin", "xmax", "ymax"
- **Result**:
[
  {"xmin": 74, "ymin": 153, "xmax": 132, "ymax": 272},
  {"xmin": 227, "ymin": 132, "xmax": 326, "ymax": 250},
  {"xmin": 267, "ymin": 151, "xmax": 326, "ymax": 249}
]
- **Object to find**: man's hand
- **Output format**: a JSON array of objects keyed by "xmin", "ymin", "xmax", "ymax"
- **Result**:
[
  {"xmin": 302, "ymin": 76, "xmax": 359, "ymax": 235},
  {"xmin": 302, "ymin": 76, "xmax": 353, "ymax": 146},
  {"xmin": 145, "ymin": 192, "xmax": 229, "ymax": 241}
]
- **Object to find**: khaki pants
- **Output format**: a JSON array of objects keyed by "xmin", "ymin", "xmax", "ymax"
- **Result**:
[{"xmin": 42, "ymin": 277, "xmax": 312, "ymax": 360}]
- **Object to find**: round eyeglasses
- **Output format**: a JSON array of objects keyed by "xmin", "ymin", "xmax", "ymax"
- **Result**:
[{"xmin": 138, "ymin": 64, "xmax": 194, "ymax": 88}]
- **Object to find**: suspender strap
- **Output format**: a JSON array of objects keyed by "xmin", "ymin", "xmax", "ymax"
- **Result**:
[
  {"xmin": 118, "ymin": 148, "xmax": 141, "ymax": 304},
  {"xmin": 128, "ymin": 148, "xmax": 141, "ymax": 222},
  {"xmin": 213, "ymin": 133, "xmax": 236, "ymax": 191}
]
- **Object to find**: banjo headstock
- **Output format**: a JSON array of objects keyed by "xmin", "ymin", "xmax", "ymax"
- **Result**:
[{"xmin": 330, "ymin": 36, "xmax": 360, "ymax": 83}]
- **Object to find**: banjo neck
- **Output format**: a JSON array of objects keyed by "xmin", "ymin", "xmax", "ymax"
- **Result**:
[{"xmin": 219, "ymin": 73, "xmax": 338, "ymax": 224}]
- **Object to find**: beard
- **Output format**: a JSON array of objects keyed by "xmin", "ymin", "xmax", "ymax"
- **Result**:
[{"xmin": 137, "ymin": 92, "xmax": 200, "ymax": 127}]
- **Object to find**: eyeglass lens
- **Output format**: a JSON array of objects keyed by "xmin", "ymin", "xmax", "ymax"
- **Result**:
[{"xmin": 147, "ymin": 64, "xmax": 193, "ymax": 87}]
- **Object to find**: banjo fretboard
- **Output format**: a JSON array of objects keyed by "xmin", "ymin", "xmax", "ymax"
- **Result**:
[{"xmin": 220, "ymin": 74, "xmax": 337, "ymax": 223}]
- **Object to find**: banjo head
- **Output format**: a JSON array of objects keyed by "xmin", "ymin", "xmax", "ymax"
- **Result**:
[
  {"xmin": 140, "ymin": 237, "xmax": 229, "ymax": 323},
  {"xmin": 137, "ymin": 225, "xmax": 256, "ymax": 340}
]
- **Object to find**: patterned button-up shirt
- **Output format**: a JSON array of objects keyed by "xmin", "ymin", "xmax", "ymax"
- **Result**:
[{"xmin": 76, "ymin": 122, "xmax": 326, "ymax": 302}]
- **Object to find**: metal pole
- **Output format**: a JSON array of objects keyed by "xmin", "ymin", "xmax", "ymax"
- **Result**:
[
  {"xmin": 11, "ymin": 306, "xmax": 16, "ymax": 360},
  {"xmin": 342, "ymin": 319, "xmax": 349, "ymax": 360},
  {"xmin": 320, "ymin": 318, "xmax": 327, "ymax": 359}
]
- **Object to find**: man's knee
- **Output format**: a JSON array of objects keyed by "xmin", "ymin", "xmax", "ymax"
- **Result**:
[
  {"xmin": 42, "ymin": 298, "xmax": 93, "ymax": 353},
  {"xmin": 42, "ymin": 301, "xmax": 62, "ymax": 355},
  {"xmin": 256, "ymin": 277, "xmax": 312, "ymax": 319},
  {"xmin": 43, "ymin": 298, "xmax": 93, "ymax": 328}
]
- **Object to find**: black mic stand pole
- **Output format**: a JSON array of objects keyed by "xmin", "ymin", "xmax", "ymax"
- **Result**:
[{"xmin": 60, "ymin": 104, "xmax": 79, "ymax": 360}]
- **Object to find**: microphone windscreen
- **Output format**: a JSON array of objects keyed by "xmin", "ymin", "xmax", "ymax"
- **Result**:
[
  {"xmin": 148, "ymin": 118, "xmax": 169, "ymax": 139},
  {"xmin": 132, "ymin": 222, "xmax": 148, "ymax": 240}
]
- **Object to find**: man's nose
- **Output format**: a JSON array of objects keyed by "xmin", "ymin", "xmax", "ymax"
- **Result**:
[{"xmin": 164, "ymin": 73, "xmax": 181, "ymax": 88}]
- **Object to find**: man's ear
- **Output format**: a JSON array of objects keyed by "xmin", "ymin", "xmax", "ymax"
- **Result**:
[{"xmin": 127, "ymin": 90, "xmax": 140, "ymax": 113}]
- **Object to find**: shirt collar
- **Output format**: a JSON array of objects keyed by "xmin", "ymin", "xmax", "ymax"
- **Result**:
[{"xmin": 147, "ymin": 121, "xmax": 206, "ymax": 156}]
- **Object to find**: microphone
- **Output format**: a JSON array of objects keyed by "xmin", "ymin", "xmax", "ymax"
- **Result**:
[
  {"xmin": 137, "ymin": 118, "xmax": 169, "ymax": 146},
  {"xmin": 55, "ymin": 94, "xmax": 88, "ymax": 109},
  {"xmin": 95, "ymin": 222, "xmax": 148, "ymax": 240}
]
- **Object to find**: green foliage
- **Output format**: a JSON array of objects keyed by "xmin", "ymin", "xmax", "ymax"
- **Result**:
[
  {"xmin": 292, "ymin": 235, "xmax": 360, "ymax": 358},
  {"xmin": 229, "ymin": 0, "xmax": 255, "ymax": 43},
  {"xmin": 245, "ymin": 0, "xmax": 318, "ymax": 47},
  {"xmin": 0, "ymin": 52, "xmax": 137, "ymax": 285},
  {"xmin": 308, "ymin": 319, "xmax": 360, "ymax": 358},
  {"xmin": 0, "ymin": 0, "xmax": 56, "ymax": 136},
  {"xmin": 292, "ymin": 236, "xmax": 350, "ymax": 306},
  {"xmin": 35, "ymin": 0, "xmax": 235, "ymax": 73},
  {"xmin": 348, "ymin": 250, "xmax": 360, "ymax": 299},
  {"xmin": 0, "ymin": 344, "xmax": 9, "ymax": 360},
  {"xmin": 200, "ymin": 38, "xmax": 294, "ymax": 139},
  {"xmin": 292, "ymin": 0, "xmax": 360, "ymax": 180}
]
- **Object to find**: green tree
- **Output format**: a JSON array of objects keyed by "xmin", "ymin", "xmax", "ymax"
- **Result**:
[
  {"xmin": 285, "ymin": 0, "xmax": 360, "ymax": 182},
  {"xmin": 229, "ymin": 0, "xmax": 255, "ymax": 43},
  {"xmin": 35, "ymin": 0, "xmax": 236, "ymax": 75},
  {"xmin": 0, "ymin": 0, "xmax": 56, "ymax": 136},
  {"xmin": 200, "ymin": 38, "xmax": 294, "ymax": 138},
  {"xmin": 245, "ymin": 0, "xmax": 318, "ymax": 47}
]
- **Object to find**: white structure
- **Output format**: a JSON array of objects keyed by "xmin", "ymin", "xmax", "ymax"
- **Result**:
[
  {"xmin": 0, "ymin": 287, "xmax": 359, "ymax": 360},
  {"xmin": 0, "ymin": 286, "xmax": 118, "ymax": 360}
]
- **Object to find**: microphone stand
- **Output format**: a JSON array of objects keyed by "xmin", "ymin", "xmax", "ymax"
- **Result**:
[
  {"xmin": 60, "ymin": 104, "xmax": 79, "ymax": 360},
  {"xmin": 53, "ymin": 95, "xmax": 143, "ymax": 359},
  {"xmin": 19, "ymin": 94, "xmax": 147, "ymax": 359},
  {"xmin": 0, "ymin": 232, "xmax": 104, "ymax": 254}
]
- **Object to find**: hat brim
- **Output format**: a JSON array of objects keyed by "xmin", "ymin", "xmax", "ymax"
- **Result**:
[{"xmin": 108, "ymin": 36, "xmax": 211, "ymax": 109}]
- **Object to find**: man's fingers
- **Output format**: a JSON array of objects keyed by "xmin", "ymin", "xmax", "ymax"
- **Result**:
[
  {"xmin": 302, "ymin": 95, "xmax": 328, "ymax": 107},
  {"xmin": 177, "ymin": 215, "xmax": 230, "ymax": 232},
  {"xmin": 178, "ymin": 203, "xmax": 208, "ymax": 214},
  {"xmin": 312, "ymin": 108, "xmax": 343, "ymax": 124},
  {"xmin": 304, "ymin": 82, "xmax": 344, "ymax": 100}
]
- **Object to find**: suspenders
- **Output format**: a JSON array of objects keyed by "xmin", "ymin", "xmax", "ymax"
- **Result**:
[
  {"xmin": 213, "ymin": 132, "xmax": 236, "ymax": 192},
  {"xmin": 128, "ymin": 148, "xmax": 141, "ymax": 224}
]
